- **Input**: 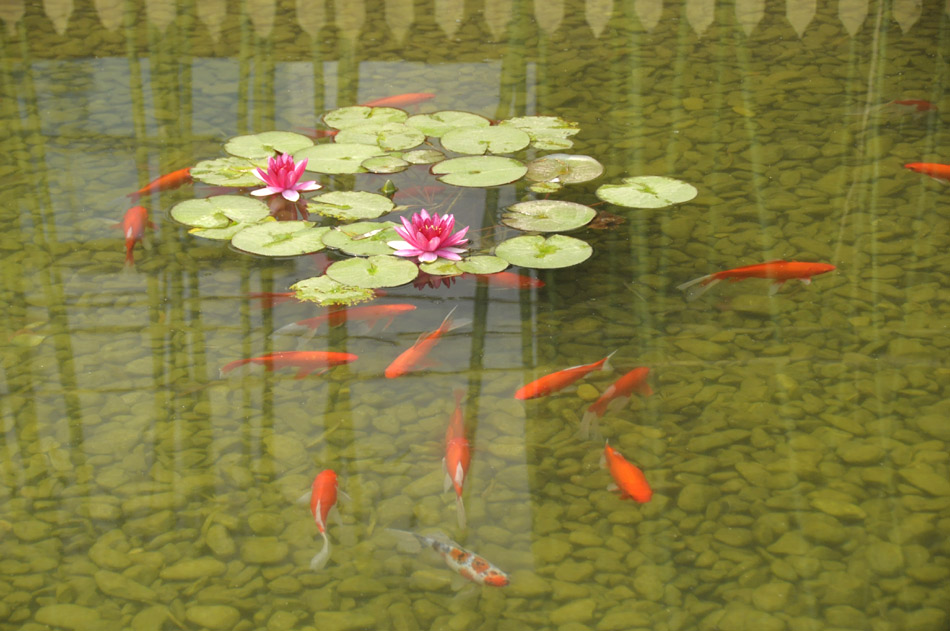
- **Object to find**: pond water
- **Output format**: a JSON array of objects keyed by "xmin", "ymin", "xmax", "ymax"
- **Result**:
[{"xmin": 1, "ymin": 1, "xmax": 948, "ymax": 630}]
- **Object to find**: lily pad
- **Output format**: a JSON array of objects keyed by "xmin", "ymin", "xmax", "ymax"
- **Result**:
[
  {"xmin": 495, "ymin": 234, "xmax": 592, "ymax": 269},
  {"xmin": 307, "ymin": 191, "xmax": 395, "ymax": 221},
  {"xmin": 321, "ymin": 221, "xmax": 400, "ymax": 256},
  {"xmin": 231, "ymin": 221, "xmax": 331, "ymax": 257},
  {"xmin": 295, "ymin": 143, "xmax": 386, "ymax": 174},
  {"xmin": 403, "ymin": 149, "xmax": 445, "ymax": 164},
  {"xmin": 324, "ymin": 106, "xmax": 408, "ymax": 129},
  {"xmin": 189, "ymin": 224, "xmax": 254, "ymax": 241},
  {"xmin": 528, "ymin": 182, "xmax": 563, "ymax": 194},
  {"xmin": 406, "ymin": 111, "xmax": 492, "ymax": 137},
  {"xmin": 526, "ymin": 154, "xmax": 604, "ymax": 184},
  {"xmin": 431, "ymin": 156, "xmax": 527, "ymax": 188},
  {"xmin": 595, "ymin": 176, "xmax": 698, "ymax": 208},
  {"xmin": 171, "ymin": 195, "xmax": 271, "ymax": 228},
  {"xmin": 456, "ymin": 255, "xmax": 508, "ymax": 274},
  {"xmin": 440, "ymin": 126, "xmax": 531, "ymax": 155},
  {"xmin": 419, "ymin": 260, "xmax": 463, "ymax": 276},
  {"xmin": 326, "ymin": 255, "xmax": 419, "ymax": 288},
  {"xmin": 224, "ymin": 131, "xmax": 314, "ymax": 160},
  {"xmin": 191, "ymin": 157, "xmax": 263, "ymax": 187},
  {"xmin": 292, "ymin": 275, "xmax": 377, "ymax": 307},
  {"xmin": 335, "ymin": 123, "xmax": 426, "ymax": 151},
  {"xmin": 500, "ymin": 116, "xmax": 580, "ymax": 150},
  {"xmin": 361, "ymin": 155, "xmax": 410, "ymax": 174},
  {"xmin": 501, "ymin": 200, "xmax": 596, "ymax": 232}
]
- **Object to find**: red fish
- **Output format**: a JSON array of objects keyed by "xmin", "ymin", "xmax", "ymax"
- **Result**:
[
  {"xmin": 470, "ymin": 271, "xmax": 545, "ymax": 290},
  {"xmin": 388, "ymin": 529, "xmax": 509, "ymax": 586},
  {"xmin": 904, "ymin": 162, "xmax": 950, "ymax": 184},
  {"xmin": 127, "ymin": 167, "xmax": 192, "ymax": 199},
  {"xmin": 677, "ymin": 260, "xmax": 836, "ymax": 301},
  {"xmin": 118, "ymin": 205, "xmax": 153, "ymax": 266},
  {"xmin": 888, "ymin": 99, "xmax": 937, "ymax": 113},
  {"xmin": 443, "ymin": 389, "xmax": 471, "ymax": 529},
  {"xmin": 602, "ymin": 442, "xmax": 652, "ymax": 503},
  {"xmin": 276, "ymin": 304, "xmax": 417, "ymax": 336},
  {"xmin": 247, "ymin": 292, "xmax": 299, "ymax": 308},
  {"xmin": 360, "ymin": 92, "xmax": 435, "ymax": 108},
  {"xmin": 309, "ymin": 470, "xmax": 338, "ymax": 570},
  {"xmin": 580, "ymin": 367, "xmax": 653, "ymax": 439},
  {"xmin": 514, "ymin": 351, "xmax": 615, "ymax": 400},
  {"xmin": 384, "ymin": 308, "xmax": 462, "ymax": 378},
  {"xmin": 219, "ymin": 351, "xmax": 357, "ymax": 379}
]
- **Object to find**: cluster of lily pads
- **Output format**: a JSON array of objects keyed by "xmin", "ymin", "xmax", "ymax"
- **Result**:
[{"xmin": 170, "ymin": 107, "xmax": 698, "ymax": 305}]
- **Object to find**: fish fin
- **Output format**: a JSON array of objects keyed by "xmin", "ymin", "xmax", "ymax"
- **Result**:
[
  {"xmin": 274, "ymin": 322, "xmax": 312, "ymax": 336},
  {"xmin": 446, "ymin": 319, "xmax": 471, "ymax": 334},
  {"xmin": 296, "ymin": 490, "xmax": 312, "ymax": 504},
  {"xmin": 338, "ymin": 489, "xmax": 352, "ymax": 503},
  {"xmin": 799, "ymin": 277, "xmax": 812, "ymax": 285},
  {"xmin": 636, "ymin": 383, "xmax": 654, "ymax": 397},
  {"xmin": 310, "ymin": 530, "xmax": 330, "ymax": 570},
  {"xmin": 601, "ymin": 350, "xmax": 617, "ymax": 372},
  {"xmin": 768, "ymin": 280, "xmax": 787, "ymax": 296},
  {"xmin": 599, "ymin": 450, "xmax": 607, "ymax": 469},
  {"xmin": 456, "ymin": 496, "xmax": 466, "ymax": 530},
  {"xmin": 579, "ymin": 410, "xmax": 597, "ymax": 440},
  {"xmin": 605, "ymin": 395, "xmax": 632, "ymax": 415},
  {"xmin": 606, "ymin": 481, "xmax": 619, "ymax": 492},
  {"xmin": 442, "ymin": 458, "xmax": 453, "ymax": 492},
  {"xmin": 386, "ymin": 528, "xmax": 425, "ymax": 553},
  {"xmin": 678, "ymin": 276, "xmax": 720, "ymax": 301}
]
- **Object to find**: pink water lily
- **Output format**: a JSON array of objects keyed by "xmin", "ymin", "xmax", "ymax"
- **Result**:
[
  {"xmin": 388, "ymin": 209, "xmax": 469, "ymax": 263},
  {"xmin": 251, "ymin": 153, "xmax": 321, "ymax": 202}
]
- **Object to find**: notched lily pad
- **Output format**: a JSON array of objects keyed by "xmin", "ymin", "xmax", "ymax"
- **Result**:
[
  {"xmin": 324, "ymin": 106, "xmax": 408, "ymax": 129},
  {"xmin": 500, "ymin": 116, "xmax": 580, "ymax": 150},
  {"xmin": 419, "ymin": 260, "xmax": 463, "ymax": 276},
  {"xmin": 528, "ymin": 181, "xmax": 563, "ymax": 194},
  {"xmin": 456, "ymin": 255, "xmax": 508, "ymax": 274},
  {"xmin": 189, "ymin": 224, "xmax": 254, "ymax": 241},
  {"xmin": 191, "ymin": 157, "xmax": 263, "ymax": 187},
  {"xmin": 595, "ymin": 176, "xmax": 698, "ymax": 208},
  {"xmin": 295, "ymin": 143, "xmax": 386, "ymax": 174},
  {"xmin": 307, "ymin": 191, "xmax": 395, "ymax": 221},
  {"xmin": 406, "ymin": 111, "xmax": 492, "ymax": 137},
  {"xmin": 431, "ymin": 156, "xmax": 527, "ymax": 188},
  {"xmin": 231, "ymin": 221, "xmax": 330, "ymax": 257},
  {"xmin": 403, "ymin": 149, "xmax": 445, "ymax": 164},
  {"xmin": 495, "ymin": 234, "xmax": 592, "ymax": 269},
  {"xmin": 501, "ymin": 200, "xmax": 596, "ymax": 232},
  {"xmin": 526, "ymin": 154, "xmax": 604, "ymax": 184},
  {"xmin": 322, "ymin": 221, "xmax": 400, "ymax": 256},
  {"xmin": 361, "ymin": 155, "xmax": 410, "ymax": 174},
  {"xmin": 171, "ymin": 195, "xmax": 271, "ymax": 228},
  {"xmin": 325, "ymin": 255, "xmax": 419, "ymax": 288},
  {"xmin": 335, "ymin": 122, "xmax": 426, "ymax": 151},
  {"xmin": 224, "ymin": 131, "xmax": 314, "ymax": 160},
  {"xmin": 292, "ymin": 275, "xmax": 377, "ymax": 306},
  {"xmin": 440, "ymin": 126, "xmax": 531, "ymax": 155}
]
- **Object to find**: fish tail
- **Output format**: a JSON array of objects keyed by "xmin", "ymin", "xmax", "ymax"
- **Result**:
[
  {"xmin": 456, "ymin": 495, "xmax": 466, "ymax": 529},
  {"xmin": 310, "ymin": 530, "xmax": 331, "ymax": 570},
  {"xmin": 124, "ymin": 241, "xmax": 135, "ymax": 266},
  {"xmin": 676, "ymin": 274, "xmax": 720, "ymax": 301},
  {"xmin": 601, "ymin": 350, "xmax": 617, "ymax": 372},
  {"xmin": 219, "ymin": 358, "xmax": 249, "ymax": 376},
  {"xmin": 579, "ymin": 408, "xmax": 599, "ymax": 440}
]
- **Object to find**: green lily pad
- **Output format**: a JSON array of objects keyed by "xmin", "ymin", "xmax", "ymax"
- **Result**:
[
  {"xmin": 440, "ymin": 126, "xmax": 531, "ymax": 155},
  {"xmin": 295, "ymin": 143, "xmax": 386, "ymax": 174},
  {"xmin": 224, "ymin": 131, "xmax": 314, "ymax": 160},
  {"xmin": 419, "ymin": 260, "xmax": 463, "ymax": 276},
  {"xmin": 403, "ymin": 149, "xmax": 445, "ymax": 164},
  {"xmin": 325, "ymin": 255, "xmax": 419, "ymax": 289},
  {"xmin": 456, "ymin": 255, "xmax": 508, "ymax": 274},
  {"xmin": 324, "ymin": 106, "xmax": 408, "ymax": 129},
  {"xmin": 501, "ymin": 200, "xmax": 596, "ymax": 232},
  {"xmin": 431, "ymin": 156, "xmax": 527, "ymax": 188},
  {"xmin": 189, "ymin": 223, "xmax": 254, "ymax": 241},
  {"xmin": 307, "ymin": 191, "xmax": 395, "ymax": 221},
  {"xmin": 528, "ymin": 181, "xmax": 563, "ymax": 194},
  {"xmin": 526, "ymin": 153, "xmax": 604, "ymax": 184},
  {"xmin": 495, "ymin": 234, "xmax": 592, "ymax": 269},
  {"xmin": 171, "ymin": 195, "xmax": 271, "ymax": 228},
  {"xmin": 291, "ymin": 275, "xmax": 377, "ymax": 307},
  {"xmin": 231, "ymin": 221, "xmax": 331, "ymax": 257},
  {"xmin": 335, "ymin": 123, "xmax": 426, "ymax": 151},
  {"xmin": 321, "ymin": 221, "xmax": 400, "ymax": 256},
  {"xmin": 500, "ymin": 116, "xmax": 580, "ymax": 150},
  {"xmin": 595, "ymin": 176, "xmax": 698, "ymax": 208},
  {"xmin": 191, "ymin": 157, "xmax": 264, "ymax": 187},
  {"xmin": 361, "ymin": 155, "xmax": 410, "ymax": 174},
  {"xmin": 406, "ymin": 111, "xmax": 492, "ymax": 137}
]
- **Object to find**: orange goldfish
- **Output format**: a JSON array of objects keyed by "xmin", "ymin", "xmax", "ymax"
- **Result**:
[
  {"xmin": 580, "ymin": 367, "xmax": 652, "ymax": 439},
  {"xmin": 469, "ymin": 271, "xmax": 545, "ymax": 290},
  {"xmin": 388, "ymin": 529, "xmax": 509, "ymax": 586},
  {"xmin": 118, "ymin": 205, "xmax": 153, "ymax": 266},
  {"xmin": 602, "ymin": 442, "xmax": 652, "ymax": 503},
  {"xmin": 384, "ymin": 308, "xmax": 463, "ymax": 378},
  {"xmin": 127, "ymin": 167, "xmax": 192, "ymax": 199},
  {"xmin": 904, "ymin": 162, "xmax": 950, "ymax": 184},
  {"xmin": 360, "ymin": 92, "xmax": 435, "ymax": 108},
  {"xmin": 514, "ymin": 351, "xmax": 615, "ymax": 400},
  {"xmin": 219, "ymin": 351, "xmax": 357, "ymax": 379},
  {"xmin": 677, "ymin": 260, "xmax": 836, "ymax": 301},
  {"xmin": 276, "ymin": 304, "xmax": 417, "ymax": 336},
  {"xmin": 443, "ymin": 389, "xmax": 471, "ymax": 529},
  {"xmin": 309, "ymin": 470, "xmax": 338, "ymax": 570}
]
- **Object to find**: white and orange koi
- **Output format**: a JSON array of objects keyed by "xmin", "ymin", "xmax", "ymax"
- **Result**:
[
  {"xmin": 443, "ymin": 389, "xmax": 470, "ymax": 529},
  {"xmin": 308, "ymin": 470, "xmax": 338, "ymax": 570},
  {"xmin": 388, "ymin": 529, "xmax": 509, "ymax": 586}
]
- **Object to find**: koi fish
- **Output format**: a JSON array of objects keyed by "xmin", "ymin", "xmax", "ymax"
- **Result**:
[
  {"xmin": 118, "ymin": 205, "xmax": 153, "ymax": 266},
  {"xmin": 127, "ymin": 166, "xmax": 193, "ymax": 199},
  {"xmin": 309, "ymin": 470, "xmax": 338, "ymax": 570},
  {"xmin": 579, "ymin": 367, "xmax": 652, "ymax": 440},
  {"xmin": 388, "ymin": 529, "xmax": 509, "ymax": 586},
  {"xmin": 602, "ymin": 442, "xmax": 652, "ymax": 503},
  {"xmin": 443, "ymin": 389, "xmax": 471, "ymax": 529},
  {"xmin": 677, "ymin": 260, "xmax": 836, "ymax": 301},
  {"xmin": 514, "ymin": 351, "xmax": 615, "ymax": 400},
  {"xmin": 871, "ymin": 99, "xmax": 938, "ymax": 117},
  {"xmin": 277, "ymin": 304, "xmax": 417, "ymax": 336},
  {"xmin": 247, "ymin": 292, "xmax": 299, "ymax": 308},
  {"xmin": 904, "ymin": 162, "xmax": 950, "ymax": 184},
  {"xmin": 219, "ymin": 351, "xmax": 357, "ymax": 379},
  {"xmin": 384, "ymin": 308, "xmax": 465, "ymax": 378},
  {"xmin": 469, "ymin": 271, "xmax": 545, "ymax": 290},
  {"xmin": 360, "ymin": 92, "xmax": 435, "ymax": 108}
]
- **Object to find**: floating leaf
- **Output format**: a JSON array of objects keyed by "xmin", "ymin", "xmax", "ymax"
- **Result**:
[
  {"xmin": 456, "ymin": 255, "xmax": 508, "ymax": 274},
  {"xmin": 224, "ymin": 131, "xmax": 314, "ymax": 160},
  {"xmin": 322, "ymin": 221, "xmax": 400, "ymax": 256},
  {"xmin": 231, "ymin": 221, "xmax": 331, "ymax": 257},
  {"xmin": 406, "ymin": 111, "xmax": 492, "ymax": 137},
  {"xmin": 191, "ymin": 157, "xmax": 263, "ymax": 187},
  {"xmin": 528, "ymin": 182, "xmax": 563, "ymax": 194},
  {"xmin": 189, "ymin": 224, "xmax": 254, "ymax": 241},
  {"xmin": 295, "ymin": 143, "xmax": 386, "ymax": 174},
  {"xmin": 307, "ymin": 191, "xmax": 395, "ymax": 221},
  {"xmin": 500, "ymin": 116, "xmax": 580, "ymax": 150},
  {"xmin": 171, "ymin": 195, "xmax": 271, "ymax": 228},
  {"xmin": 324, "ymin": 106, "xmax": 408, "ymax": 129},
  {"xmin": 501, "ymin": 200, "xmax": 596, "ymax": 232},
  {"xmin": 431, "ymin": 156, "xmax": 527, "ymax": 188},
  {"xmin": 526, "ymin": 154, "xmax": 604, "ymax": 184},
  {"xmin": 440, "ymin": 126, "xmax": 531, "ymax": 155},
  {"xmin": 326, "ymin": 255, "xmax": 419, "ymax": 288},
  {"xmin": 495, "ymin": 234, "xmax": 592, "ymax": 269},
  {"xmin": 292, "ymin": 275, "xmax": 377, "ymax": 306},
  {"xmin": 361, "ymin": 155, "xmax": 410, "ymax": 174},
  {"xmin": 595, "ymin": 176, "xmax": 698, "ymax": 208},
  {"xmin": 403, "ymin": 149, "xmax": 445, "ymax": 164},
  {"xmin": 419, "ymin": 260, "xmax": 462, "ymax": 276},
  {"xmin": 335, "ymin": 123, "xmax": 426, "ymax": 151}
]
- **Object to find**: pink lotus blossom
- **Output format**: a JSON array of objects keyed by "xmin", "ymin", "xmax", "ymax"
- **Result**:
[
  {"xmin": 388, "ymin": 209, "xmax": 469, "ymax": 263},
  {"xmin": 251, "ymin": 153, "xmax": 321, "ymax": 202}
]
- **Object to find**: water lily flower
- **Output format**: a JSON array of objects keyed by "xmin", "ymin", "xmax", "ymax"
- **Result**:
[
  {"xmin": 388, "ymin": 209, "xmax": 469, "ymax": 263},
  {"xmin": 251, "ymin": 153, "xmax": 321, "ymax": 202}
]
